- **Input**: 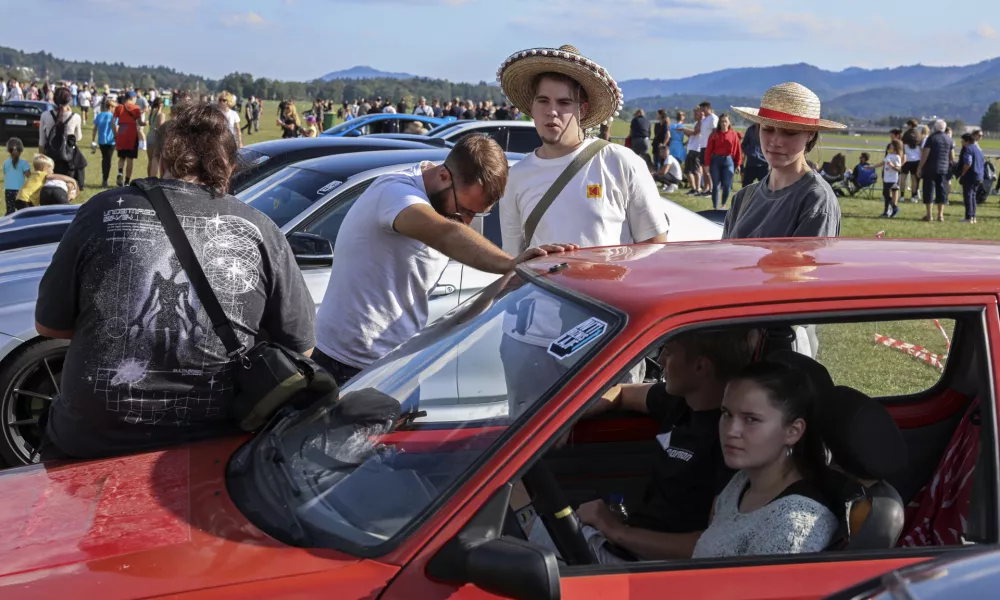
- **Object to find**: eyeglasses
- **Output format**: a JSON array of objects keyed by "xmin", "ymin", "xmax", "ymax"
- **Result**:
[{"xmin": 443, "ymin": 166, "xmax": 491, "ymax": 221}]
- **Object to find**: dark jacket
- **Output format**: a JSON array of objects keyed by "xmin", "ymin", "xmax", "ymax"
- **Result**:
[{"xmin": 922, "ymin": 131, "xmax": 953, "ymax": 177}]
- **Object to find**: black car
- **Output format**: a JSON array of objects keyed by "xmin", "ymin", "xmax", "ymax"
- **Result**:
[
  {"xmin": 0, "ymin": 204, "xmax": 81, "ymax": 251},
  {"xmin": 0, "ymin": 148, "xmax": 525, "ymax": 254},
  {"xmin": 0, "ymin": 100, "xmax": 56, "ymax": 146},
  {"xmin": 230, "ymin": 136, "xmax": 437, "ymax": 194}
]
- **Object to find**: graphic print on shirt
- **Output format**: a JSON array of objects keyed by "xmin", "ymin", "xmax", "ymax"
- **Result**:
[{"xmin": 94, "ymin": 204, "xmax": 262, "ymax": 426}]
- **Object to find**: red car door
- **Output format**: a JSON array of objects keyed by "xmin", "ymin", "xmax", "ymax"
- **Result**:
[{"xmin": 384, "ymin": 295, "xmax": 1000, "ymax": 600}]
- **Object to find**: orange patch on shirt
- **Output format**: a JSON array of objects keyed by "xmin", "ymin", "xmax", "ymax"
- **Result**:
[{"xmin": 586, "ymin": 184, "xmax": 602, "ymax": 199}]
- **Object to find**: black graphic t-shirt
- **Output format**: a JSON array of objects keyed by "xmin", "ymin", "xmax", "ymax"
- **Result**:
[
  {"xmin": 36, "ymin": 179, "xmax": 316, "ymax": 458},
  {"xmin": 628, "ymin": 385, "xmax": 733, "ymax": 533}
]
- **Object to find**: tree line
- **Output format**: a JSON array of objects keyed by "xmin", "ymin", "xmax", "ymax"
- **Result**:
[{"xmin": 0, "ymin": 45, "xmax": 506, "ymax": 106}]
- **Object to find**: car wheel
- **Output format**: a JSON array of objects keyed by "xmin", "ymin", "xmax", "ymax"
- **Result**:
[{"xmin": 0, "ymin": 339, "xmax": 69, "ymax": 467}]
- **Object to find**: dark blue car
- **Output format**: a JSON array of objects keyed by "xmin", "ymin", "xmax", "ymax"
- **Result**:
[{"xmin": 321, "ymin": 113, "xmax": 453, "ymax": 137}]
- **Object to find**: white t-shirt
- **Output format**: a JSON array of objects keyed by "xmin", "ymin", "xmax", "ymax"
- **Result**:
[
  {"xmin": 70, "ymin": 83, "xmax": 78, "ymax": 96},
  {"xmin": 79, "ymin": 90, "xmax": 92, "ymax": 108},
  {"xmin": 499, "ymin": 138, "xmax": 670, "ymax": 254},
  {"xmin": 223, "ymin": 108, "xmax": 241, "ymax": 137},
  {"xmin": 883, "ymin": 154, "xmax": 902, "ymax": 184},
  {"xmin": 315, "ymin": 162, "xmax": 449, "ymax": 368},
  {"xmin": 39, "ymin": 110, "xmax": 83, "ymax": 152},
  {"xmin": 659, "ymin": 155, "xmax": 684, "ymax": 192},
  {"xmin": 698, "ymin": 113, "xmax": 719, "ymax": 150},
  {"xmin": 904, "ymin": 143, "xmax": 922, "ymax": 162},
  {"xmin": 413, "ymin": 105, "xmax": 434, "ymax": 117}
]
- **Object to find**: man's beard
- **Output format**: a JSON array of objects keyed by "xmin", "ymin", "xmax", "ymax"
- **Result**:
[{"xmin": 428, "ymin": 187, "xmax": 454, "ymax": 219}]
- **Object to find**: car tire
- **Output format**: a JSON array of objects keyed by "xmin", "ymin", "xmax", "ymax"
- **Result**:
[{"xmin": 0, "ymin": 339, "xmax": 69, "ymax": 467}]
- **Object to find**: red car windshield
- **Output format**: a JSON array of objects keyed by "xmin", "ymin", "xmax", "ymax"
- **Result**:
[{"xmin": 246, "ymin": 271, "xmax": 620, "ymax": 554}]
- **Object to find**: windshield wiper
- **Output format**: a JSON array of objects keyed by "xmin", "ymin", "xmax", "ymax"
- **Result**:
[{"xmin": 258, "ymin": 420, "xmax": 312, "ymax": 545}]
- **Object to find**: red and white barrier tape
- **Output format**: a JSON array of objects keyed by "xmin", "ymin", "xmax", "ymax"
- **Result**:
[{"xmin": 873, "ymin": 333, "xmax": 947, "ymax": 371}]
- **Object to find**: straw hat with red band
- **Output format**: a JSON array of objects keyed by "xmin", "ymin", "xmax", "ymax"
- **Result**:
[
  {"xmin": 731, "ymin": 82, "xmax": 846, "ymax": 132},
  {"xmin": 497, "ymin": 44, "xmax": 624, "ymax": 130}
]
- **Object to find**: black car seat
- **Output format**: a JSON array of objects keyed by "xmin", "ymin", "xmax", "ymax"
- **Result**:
[
  {"xmin": 767, "ymin": 351, "xmax": 907, "ymax": 550},
  {"xmin": 819, "ymin": 386, "xmax": 908, "ymax": 550}
]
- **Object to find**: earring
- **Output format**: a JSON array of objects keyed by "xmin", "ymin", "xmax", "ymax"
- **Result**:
[{"xmin": 786, "ymin": 445, "xmax": 794, "ymax": 458}]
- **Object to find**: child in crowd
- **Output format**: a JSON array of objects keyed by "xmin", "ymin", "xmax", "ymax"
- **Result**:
[
  {"xmin": 302, "ymin": 115, "xmax": 319, "ymax": 138},
  {"xmin": 874, "ymin": 141, "xmax": 903, "ymax": 218},
  {"xmin": 3, "ymin": 138, "xmax": 31, "ymax": 215},
  {"xmin": 16, "ymin": 155, "xmax": 78, "ymax": 209}
]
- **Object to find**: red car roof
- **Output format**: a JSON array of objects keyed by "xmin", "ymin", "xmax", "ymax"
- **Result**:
[{"xmin": 527, "ymin": 238, "xmax": 1000, "ymax": 320}]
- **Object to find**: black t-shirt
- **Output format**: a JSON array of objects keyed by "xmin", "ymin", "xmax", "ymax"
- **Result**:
[
  {"xmin": 495, "ymin": 108, "xmax": 511, "ymax": 121},
  {"xmin": 628, "ymin": 385, "xmax": 733, "ymax": 533},
  {"xmin": 462, "ymin": 109, "xmax": 476, "ymax": 120},
  {"xmin": 36, "ymin": 179, "xmax": 316, "ymax": 458}
]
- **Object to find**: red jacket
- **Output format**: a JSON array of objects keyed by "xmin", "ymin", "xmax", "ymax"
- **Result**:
[{"xmin": 704, "ymin": 129, "xmax": 743, "ymax": 167}]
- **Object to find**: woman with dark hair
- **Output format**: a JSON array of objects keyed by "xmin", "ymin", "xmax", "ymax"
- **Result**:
[
  {"xmin": 692, "ymin": 361, "xmax": 837, "ymax": 558},
  {"xmin": 703, "ymin": 113, "xmax": 742, "ymax": 209},
  {"xmin": 39, "ymin": 86, "xmax": 86, "ymax": 190},
  {"xmin": 34, "ymin": 102, "xmax": 316, "ymax": 460},
  {"xmin": 724, "ymin": 83, "xmax": 844, "ymax": 239},
  {"xmin": 653, "ymin": 109, "xmax": 670, "ymax": 171}
]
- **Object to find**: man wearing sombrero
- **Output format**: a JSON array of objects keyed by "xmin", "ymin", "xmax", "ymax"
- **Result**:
[
  {"xmin": 723, "ymin": 82, "xmax": 843, "ymax": 240},
  {"xmin": 496, "ymin": 44, "xmax": 669, "ymax": 254}
]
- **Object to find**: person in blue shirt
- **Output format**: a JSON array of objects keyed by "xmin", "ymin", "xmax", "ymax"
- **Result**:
[
  {"xmin": 91, "ymin": 97, "xmax": 118, "ymax": 188},
  {"xmin": 957, "ymin": 132, "xmax": 985, "ymax": 224},
  {"xmin": 668, "ymin": 111, "xmax": 687, "ymax": 164},
  {"xmin": 3, "ymin": 138, "xmax": 32, "ymax": 215},
  {"xmin": 740, "ymin": 123, "xmax": 769, "ymax": 186}
]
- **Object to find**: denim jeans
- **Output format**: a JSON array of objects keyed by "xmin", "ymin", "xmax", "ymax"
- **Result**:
[
  {"xmin": 710, "ymin": 155, "xmax": 735, "ymax": 209},
  {"xmin": 962, "ymin": 181, "xmax": 979, "ymax": 219}
]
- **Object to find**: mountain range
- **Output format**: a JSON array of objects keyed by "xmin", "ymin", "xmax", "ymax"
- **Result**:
[
  {"xmin": 320, "ymin": 66, "xmax": 416, "ymax": 81},
  {"xmin": 619, "ymin": 58, "xmax": 1000, "ymax": 122}
]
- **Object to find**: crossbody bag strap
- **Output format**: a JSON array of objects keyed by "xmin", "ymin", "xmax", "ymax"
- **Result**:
[
  {"xmin": 132, "ymin": 180, "xmax": 245, "ymax": 357},
  {"xmin": 521, "ymin": 139, "xmax": 609, "ymax": 251}
]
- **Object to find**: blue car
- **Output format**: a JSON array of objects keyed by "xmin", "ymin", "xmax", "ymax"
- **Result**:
[{"xmin": 322, "ymin": 113, "xmax": 454, "ymax": 137}]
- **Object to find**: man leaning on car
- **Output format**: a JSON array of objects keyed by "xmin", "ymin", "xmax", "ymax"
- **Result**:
[{"xmin": 312, "ymin": 135, "xmax": 576, "ymax": 385}]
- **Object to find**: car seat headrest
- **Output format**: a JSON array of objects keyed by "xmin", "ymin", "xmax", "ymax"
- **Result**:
[
  {"xmin": 820, "ymin": 386, "xmax": 907, "ymax": 481},
  {"xmin": 767, "ymin": 349, "xmax": 835, "ymax": 393}
]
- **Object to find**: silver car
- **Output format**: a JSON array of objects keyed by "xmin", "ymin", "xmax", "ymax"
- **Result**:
[{"xmin": 0, "ymin": 161, "xmax": 722, "ymax": 466}]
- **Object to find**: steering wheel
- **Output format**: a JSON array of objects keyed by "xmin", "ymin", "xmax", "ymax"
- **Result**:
[{"xmin": 523, "ymin": 463, "xmax": 595, "ymax": 565}]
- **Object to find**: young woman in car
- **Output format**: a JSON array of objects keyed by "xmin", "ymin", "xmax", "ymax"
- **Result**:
[
  {"xmin": 692, "ymin": 361, "xmax": 837, "ymax": 558},
  {"xmin": 723, "ymin": 82, "xmax": 845, "ymax": 239}
]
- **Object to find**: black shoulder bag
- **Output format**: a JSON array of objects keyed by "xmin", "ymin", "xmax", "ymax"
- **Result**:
[{"xmin": 133, "ymin": 180, "xmax": 338, "ymax": 431}]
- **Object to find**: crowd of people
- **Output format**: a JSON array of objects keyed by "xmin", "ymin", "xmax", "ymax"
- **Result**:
[
  {"xmin": 332, "ymin": 95, "xmax": 524, "ymax": 124},
  {"xmin": 626, "ymin": 98, "xmax": 996, "ymax": 224}
]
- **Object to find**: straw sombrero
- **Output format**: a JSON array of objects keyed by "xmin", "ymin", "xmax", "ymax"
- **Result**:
[
  {"xmin": 497, "ymin": 44, "xmax": 624, "ymax": 130},
  {"xmin": 732, "ymin": 82, "xmax": 846, "ymax": 132}
]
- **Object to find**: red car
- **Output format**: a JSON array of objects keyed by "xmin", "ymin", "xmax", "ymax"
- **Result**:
[{"xmin": 1, "ymin": 237, "xmax": 998, "ymax": 600}]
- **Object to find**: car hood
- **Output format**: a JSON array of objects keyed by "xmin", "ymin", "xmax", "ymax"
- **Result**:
[{"xmin": 0, "ymin": 438, "xmax": 393, "ymax": 598}]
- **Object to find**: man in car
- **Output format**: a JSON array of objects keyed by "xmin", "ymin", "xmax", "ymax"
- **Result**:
[
  {"xmin": 525, "ymin": 329, "xmax": 752, "ymax": 563},
  {"xmin": 312, "ymin": 134, "xmax": 575, "ymax": 385}
]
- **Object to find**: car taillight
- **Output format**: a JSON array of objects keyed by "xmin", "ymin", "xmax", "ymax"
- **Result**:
[{"xmin": 33, "ymin": 122, "xmax": 40, "ymax": 127}]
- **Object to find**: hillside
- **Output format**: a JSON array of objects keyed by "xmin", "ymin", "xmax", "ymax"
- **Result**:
[
  {"xmin": 320, "ymin": 66, "xmax": 416, "ymax": 81},
  {"xmin": 620, "ymin": 58, "xmax": 1000, "ymax": 101}
]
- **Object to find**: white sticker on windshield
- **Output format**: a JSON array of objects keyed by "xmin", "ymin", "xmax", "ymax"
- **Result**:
[
  {"xmin": 547, "ymin": 317, "xmax": 608, "ymax": 360},
  {"xmin": 317, "ymin": 180, "xmax": 343, "ymax": 195}
]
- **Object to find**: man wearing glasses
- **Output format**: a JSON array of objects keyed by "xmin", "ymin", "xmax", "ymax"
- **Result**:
[{"xmin": 313, "ymin": 134, "xmax": 575, "ymax": 385}]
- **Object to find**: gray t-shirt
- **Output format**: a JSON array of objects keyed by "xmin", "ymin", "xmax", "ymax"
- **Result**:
[
  {"xmin": 36, "ymin": 179, "xmax": 316, "ymax": 458},
  {"xmin": 722, "ymin": 170, "xmax": 841, "ymax": 239}
]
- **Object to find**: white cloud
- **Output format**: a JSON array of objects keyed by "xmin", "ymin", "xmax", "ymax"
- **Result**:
[
  {"xmin": 977, "ymin": 24, "xmax": 997, "ymax": 39},
  {"xmin": 220, "ymin": 12, "xmax": 267, "ymax": 27}
]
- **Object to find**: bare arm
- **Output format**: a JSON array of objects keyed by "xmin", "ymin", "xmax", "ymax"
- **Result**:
[
  {"xmin": 640, "ymin": 232, "xmax": 669, "ymax": 244},
  {"xmin": 577, "ymin": 499, "xmax": 703, "ymax": 560},
  {"xmin": 918, "ymin": 147, "xmax": 929, "ymax": 174},
  {"xmin": 36, "ymin": 322, "xmax": 73, "ymax": 339},
  {"xmin": 393, "ymin": 204, "xmax": 575, "ymax": 274},
  {"xmin": 583, "ymin": 383, "xmax": 654, "ymax": 418}
]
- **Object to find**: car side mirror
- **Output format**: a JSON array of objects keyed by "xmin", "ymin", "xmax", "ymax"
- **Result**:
[
  {"xmin": 287, "ymin": 232, "xmax": 333, "ymax": 266},
  {"xmin": 427, "ymin": 484, "xmax": 560, "ymax": 600}
]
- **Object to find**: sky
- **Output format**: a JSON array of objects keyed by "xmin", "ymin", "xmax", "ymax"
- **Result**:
[{"xmin": 8, "ymin": 0, "xmax": 1000, "ymax": 84}]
